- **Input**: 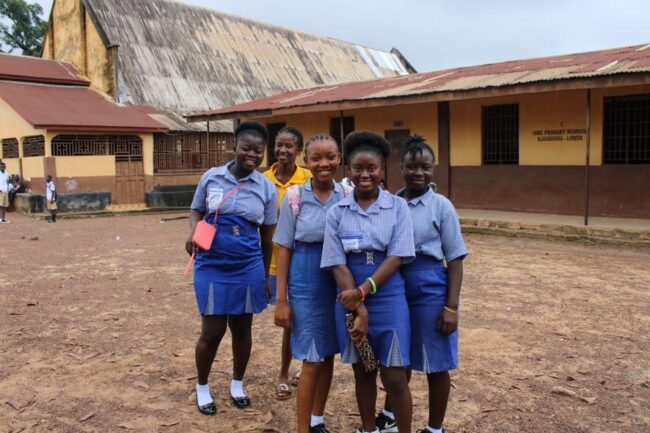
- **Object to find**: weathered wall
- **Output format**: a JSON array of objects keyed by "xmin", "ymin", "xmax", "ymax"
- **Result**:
[{"xmin": 55, "ymin": 156, "xmax": 115, "ymax": 177}]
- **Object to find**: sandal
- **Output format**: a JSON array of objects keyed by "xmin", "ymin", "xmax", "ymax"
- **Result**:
[
  {"xmin": 290, "ymin": 371, "xmax": 301, "ymax": 387},
  {"xmin": 275, "ymin": 383, "xmax": 292, "ymax": 400},
  {"xmin": 230, "ymin": 394, "xmax": 251, "ymax": 409}
]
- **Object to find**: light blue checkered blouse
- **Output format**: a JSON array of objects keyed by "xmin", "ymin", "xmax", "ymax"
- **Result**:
[
  {"xmin": 398, "ymin": 187, "xmax": 467, "ymax": 262},
  {"xmin": 320, "ymin": 188, "xmax": 415, "ymax": 268},
  {"xmin": 190, "ymin": 161, "xmax": 277, "ymax": 226},
  {"xmin": 273, "ymin": 181, "xmax": 346, "ymax": 249}
]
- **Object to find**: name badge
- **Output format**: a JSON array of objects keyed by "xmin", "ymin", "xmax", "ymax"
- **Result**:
[
  {"xmin": 207, "ymin": 187, "xmax": 224, "ymax": 211},
  {"xmin": 341, "ymin": 234, "xmax": 363, "ymax": 253}
]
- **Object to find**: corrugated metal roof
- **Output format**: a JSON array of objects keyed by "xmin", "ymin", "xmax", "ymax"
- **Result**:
[
  {"xmin": 83, "ymin": 0, "xmax": 412, "ymax": 132},
  {"xmin": 0, "ymin": 81, "xmax": 167, "ymax": 132},
  {"xmin": 0, "ymin": 53, "xmax": 90, "ymax": 86},
  {"xmin": 188, "ymin": 43, "xmax": 650, "ymax": 120}
]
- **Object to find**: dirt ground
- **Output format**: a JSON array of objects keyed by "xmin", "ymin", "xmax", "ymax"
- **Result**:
[{"xmin": 0, "ymin": 212, "xmax": 648, "ymax": 433}]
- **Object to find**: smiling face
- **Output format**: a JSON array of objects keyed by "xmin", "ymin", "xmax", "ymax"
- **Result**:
[
  {"xmin": 305, "ymin": 138, "xmax": 340, "ymax": 184},
  {"xmin": 274, "ymin": 132, "xmax": 300, "ymax": 165},
  {"xmin": 348, "ymin": 150, "xmax": 383, "ymax": 195},
  {"xmin": 234, "ymin": 133, "xmax": 266, "ymax": 173},
  {"xmin": 402, "ymin": 149, "xmax": 434, "ymax": 191}
]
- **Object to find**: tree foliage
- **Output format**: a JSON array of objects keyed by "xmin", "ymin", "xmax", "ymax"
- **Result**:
[{"xmin": 0, "ymin": 0, "xmax": 47, "ymax": 56}]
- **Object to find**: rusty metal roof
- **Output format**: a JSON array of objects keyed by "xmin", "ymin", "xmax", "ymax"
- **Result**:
[
  {"xmin": 82, "ymin": 0, "xmax": 412, "ymax": 131},
  {"xmin": 188, "ymin": 43, "xmax": 650, "ymax": 120},
  {"xmin": 0, "ymin": 81, "xmax": 167, "ymax": 132},
  {"xmin": 0, "ymin": 53, "xmax": 90, "ymax": 86}
]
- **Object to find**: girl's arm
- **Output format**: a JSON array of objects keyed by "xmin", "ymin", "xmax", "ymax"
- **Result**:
[
  {"xmin": 438, "ymin": 258, "xmax": 463, "ymax": 335},
  {"xmin": 260, "ymin": 224, "xmax": 276, "ymax": 278},
  {"xmin": 185, "ymin": 209, "xmax": 205, "ymax": 255},
  {"xmin": 274, "ymin": 245, "xmax": 292, "ymax": 329},
  {"xmin": 336, "ymin": 256, "xmax": 402, "ymax": 310}
]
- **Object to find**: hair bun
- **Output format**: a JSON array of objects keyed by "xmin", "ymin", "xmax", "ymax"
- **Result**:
[{"xmin": 343, "ymin": 131, "xmax": 391, "ymax": 160}]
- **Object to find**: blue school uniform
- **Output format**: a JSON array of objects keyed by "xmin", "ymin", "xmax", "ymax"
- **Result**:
[
  {"xmin": 190, "ymin": 161, "xmax": 277, "ymax": 315},
  {"xmin": 398, "ymin": 186, "xmax": 467, "ymax": 373},
  {"xmin": 273, "ymin": 180, "xmax": 346, "ymax": 361},
  {"xmin": 321, "ymin": 188, "xmax": 415, "ymax": 367}
]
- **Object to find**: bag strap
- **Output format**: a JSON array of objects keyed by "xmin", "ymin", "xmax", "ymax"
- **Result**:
[
  {"xmin": 210, "ymin": 182, "xmax": 244, "ymax": 227},
  {"xmin": 342, "ymin": 183, "xmax": 353, "ymax": 197},
  {"xmin": 287, "ymin": 185, "xmax": 302, "ymax": 218}
]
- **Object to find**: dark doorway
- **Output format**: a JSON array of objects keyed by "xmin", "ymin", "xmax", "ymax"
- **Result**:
[
  {"xmin": 266, "ymin": 122, "xmax": 286, "ymax": 166},
  {"xmin": 384, "ymin": 129, "xmax": 410, "ymax": 192}
]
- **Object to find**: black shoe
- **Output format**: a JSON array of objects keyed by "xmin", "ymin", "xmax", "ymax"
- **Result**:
[
  {"xmin": 309, "ymin": 424, "xmax": 331, "ymax": 433},
  {"xmin": 230, "ymin": 394, "xmax": 251, "ymax": 409},
  {"xmin": 196, "ymin": 394, "xmax": 216, "ymax": 415},
  {"xmin": 375, "ymin": 412, "xmax": 398, "ymax": 433}
]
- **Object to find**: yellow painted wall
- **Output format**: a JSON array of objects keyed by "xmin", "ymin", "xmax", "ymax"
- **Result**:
[
  {"xmin": 56, "ymin": 156, "xmax": 115, "ymax": 177},
  {"xmin": 22, "ymin": 157, "xmax": 45, "ymax": 181},
  {"xmin": 0, "ymin": 98, "xmax": 46, "ymax": 158},
  {"xmin": 42, "ymin": 0, "xmax": 115, "ymax": 97},
  {"xmin": 142, "ymin": 133, "xmax": 154, "ymax": 176}
]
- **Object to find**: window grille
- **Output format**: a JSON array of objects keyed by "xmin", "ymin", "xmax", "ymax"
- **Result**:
[
  {"xmin": 22, "ymin": 135, "xmax": 45, "ymax": 157},
  {"xmin": 153, "ymin": 132, "xmax": 233, "ymax": 173},
  {"xmin": 1, "ymin": 138, "xmax": 19, "ymax": 158},
  {"xmin": 603, "ymin": 94, "xmax": 650, "ymax": 164},
  {"xmin": 266, "ymin": 122, "xmax": 287, "ymax": 165},
  {"xmin": 482, "ymin": 104, "xmax": 519, "ymax": 165},
  {"xmin": 52, "ymin": 135, "xmax": 142, "ymax": 157},
  {"xmin": 330, "ymin": 116, "xmax": 355, "ymax": 147}
]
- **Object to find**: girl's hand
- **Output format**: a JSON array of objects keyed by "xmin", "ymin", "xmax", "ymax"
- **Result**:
[
  {"xmin": 274, "ymin": 300, "xmax": 291, "ymax": 330},
  {"xmin": 349, "ymin": 305, "xmax": 368, "ymax": 344},
  {"xmin": 437, "ymin": 308, "xmax": 458, "ymax": 336},
  {"xmin": 185, "ymin": 236, "xmax": 194, "ymax": 256},
  {"xmin": 337, "ymin": 288, "xmax": 362, "ymax": 311}
]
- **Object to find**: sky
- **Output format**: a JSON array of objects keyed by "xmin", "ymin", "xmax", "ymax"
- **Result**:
[{"xmin": 33, "ymin": 0, "xmax": 650, "ymax": 72}]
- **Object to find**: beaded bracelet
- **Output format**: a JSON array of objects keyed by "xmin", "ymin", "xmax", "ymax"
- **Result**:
[{"xmin": 366, "ymin": 277, "xmax": 377, "ymax": 294}]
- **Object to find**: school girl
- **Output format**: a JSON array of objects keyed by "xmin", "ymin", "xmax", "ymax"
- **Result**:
[
  {"xmin": 262, "ymin": 126, "xmax": 312, "ymax": 399},
  {"xmin": 185, "ymin": 122, "xmax": 277, "ymax": 415},
  {"xmin": 273, "ymin": 134, "xmax": 345, "ymax": 433},
  {"xmin": 321, "ymin": 131, "xmax": 415, "ymax": 433},
  {"xmin": 380, "ymin": 135, "xmax": 467, "ymax": 433}
]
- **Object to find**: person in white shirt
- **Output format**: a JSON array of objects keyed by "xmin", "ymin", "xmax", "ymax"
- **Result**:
[
  {"xmin": 46, "ymin": 175, "xmax": 57, "ymax": 223},
  {"xmin": 0, "ymin": 163, "xmax": 9, "ymax": 223}
]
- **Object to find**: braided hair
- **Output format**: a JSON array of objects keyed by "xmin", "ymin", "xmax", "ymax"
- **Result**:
[
  {"xmin": 304, "ymin": 134, "xmax": 339, "ymax": 153},
  {"xmin": 401, "ymin": 134, "xmax": 435, "ymax": 163},
  {"xmin": 276, "ymin": 126, "xmax": 304, "ymax": 150}
]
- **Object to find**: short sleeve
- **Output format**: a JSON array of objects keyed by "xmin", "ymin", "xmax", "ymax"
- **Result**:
[
  {"xmin": 190, "ymin": 171, "xmax": 209, "ymax": 212},
  {"xmin": 273, "ymin": 194, "xmax": 296, "ymax": 249},
  {"xmin": 263, "ymin": 185, "xmax": 278, "ymax": 225},
  {"xmin": 320, "ymin": 207, "xmax": 347, "ymax": 268},
  {"xmin": 387, "ymin": 197, "xmax": 415, "ymax": 260},
  {"xmin": 439, "ymin": 199, "xmax": 468, "ymax": 262}
]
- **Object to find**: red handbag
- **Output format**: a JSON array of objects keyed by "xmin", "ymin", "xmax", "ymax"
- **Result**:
[{"xmin": 184, "ymin": 183, "xmax": 244, "ymax": 277}]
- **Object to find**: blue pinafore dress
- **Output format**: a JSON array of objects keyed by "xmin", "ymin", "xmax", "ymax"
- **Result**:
[{"xmin": 194, "ymin": 213, "xmax": 267, "ymax": 315}]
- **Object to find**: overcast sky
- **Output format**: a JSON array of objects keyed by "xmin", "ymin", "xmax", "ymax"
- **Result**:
[{"xmin": 35, "ymin": 0, "xmax": 650, "ymax": 72}]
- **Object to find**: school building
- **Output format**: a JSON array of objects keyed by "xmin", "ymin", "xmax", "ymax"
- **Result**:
[
  {"xmin": 187, "ymin": 44, "xmax": 650, "ymax": 220},
  {"xmin": 0, "ymin": 54, "xmax": 167, "ymax": 210}
]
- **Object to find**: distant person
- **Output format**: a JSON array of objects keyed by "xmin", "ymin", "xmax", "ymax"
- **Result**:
[
  {"xmin": 0, "ymin": 162, "xmax": 9, "ymax": 223},
  {"xmin": 262, "ymin": 126, "xmax": 312, "ymax": 400},
  {"xmin": 9, "ymin": 174, "xmax": 26, "ymax": 208},
  {"xmin": 46, "ymin": 175, "xmax": 57, "ymax": 223},
  {"xmin": 378, "ymin": 179, "xmax": 386, "ymax": 189}
]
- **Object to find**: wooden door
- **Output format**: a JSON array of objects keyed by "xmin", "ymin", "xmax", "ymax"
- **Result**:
[
  {"xmin": 114, "ymin": 155, "xmax": 145, "ymax": 204},
  {"xmin": 384, "ymin": 129, "xmax": 410, "ymax": 192}
]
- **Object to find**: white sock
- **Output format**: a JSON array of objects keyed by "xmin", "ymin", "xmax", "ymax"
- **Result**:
[
  {"xmin": 230, "ymin": 379, "xmax": 245, "ymax": 398},
  {"xmin": 426, "ymin": 426, "xmax": 442, "ymax": 433},
  {"xmin": 310, "ymin": 415, "xmax": 324, "ymax": 427},
  {"xmin": 382, "ymin": 409, "xmax": 395, "ymax": 419},
  {"xmin": 196, "ymin": 383, "xmax": 213, "ymax": 406}
]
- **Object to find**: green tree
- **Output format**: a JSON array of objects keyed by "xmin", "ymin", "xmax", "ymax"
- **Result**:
[{"xmin": 0, "ymin": 0, "xmax": 47, "ymax": 56}]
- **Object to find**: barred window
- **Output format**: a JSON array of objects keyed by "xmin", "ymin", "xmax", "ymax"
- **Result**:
[
  {"xmin": 330, "ymin": 116, "xmax": 355, "ymax": 147},
  {"xmin": 603, "ymin": 94, "xmax": 650, "ymax": 164},
  {"xmin": 22, "ymin": 135, "xmax": 45, "ymax": 157},
  {"xmin": 483, "ymin": 104, "xmax": 519, "ymax": 165},
  {"xmin": 52, "ymin": 135, "xmax": 142, "ymax": 158},
  {"xmin": 153, "ymin": 132, "xmax": 232, "ymax": 173},
  {"xmin": 266, "ymin": 122, "xmax": 286, "ymax": 166},
  {"xmin": 2, "ymin": 138, "xmax": 19, "ymax": 158}
]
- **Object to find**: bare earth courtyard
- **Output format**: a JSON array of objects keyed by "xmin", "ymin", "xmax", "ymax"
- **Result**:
[{"xmin": 0, "ymin": 213, "xmax": 648, "ymax": 433}]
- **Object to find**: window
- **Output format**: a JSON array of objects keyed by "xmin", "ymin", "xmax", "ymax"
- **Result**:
[
  {"xmin": 22, "ymin": 135, "xmax": 45, "ymax": 157},
  {"xmin": 52, "ymin": 135, "xmax": 142, "ymax": 159},
  {"xmin": 329, "ymin": 116, "xmax": 355, "ymax": 148},
  {"xmin": 1, "ymin": 138, "xmax": 19, "ymax": 158},
  {"xmin": 603, "ymin": 94, "xmax": 650, "ymax": 164},
  {"xmin": 153, "ymin": 132, "xmax": 232, "ymax": 173},
  {"xmin": 266, "ymin": 122, "xmax": 286, "ymax": 166},
  {"xmin": 482, "ymin": 104, "xmax": 519, "ymax": 165}
]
